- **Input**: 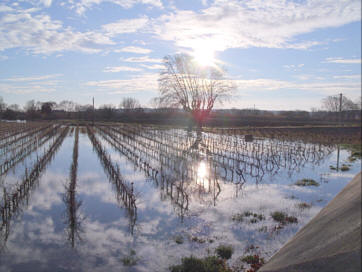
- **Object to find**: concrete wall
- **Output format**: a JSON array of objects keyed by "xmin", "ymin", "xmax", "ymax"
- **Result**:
[{"xmin": 260, "ymin": 172, "xmax": 361, "ymax": 272}]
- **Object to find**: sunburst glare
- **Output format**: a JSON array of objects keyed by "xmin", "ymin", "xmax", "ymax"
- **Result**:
[{"xmin": 192, "ymin": 45, "xmax": 216, "ymax": 67}]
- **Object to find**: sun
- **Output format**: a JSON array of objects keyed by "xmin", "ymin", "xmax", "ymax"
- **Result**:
[{"xmin": 192, "ymin": 47, "xmax": 216, "ymax": 67}]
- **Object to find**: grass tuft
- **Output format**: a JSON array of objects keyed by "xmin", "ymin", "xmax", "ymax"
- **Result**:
[
  {"xmin": 297, "ymin": 202, "xmax": 312, "ymax": 210},
  {"xmin": 121, "ymin": 249, "xmax": 138, "ymax": 266},
  {"xmin": 232, "ymin": 211, "xmax": 265, "ymax": 223},
  {"xmin": 271, "ymin": 211, "xmax": 298, "ymax": 224},
  {"xmin": 169, "ymin": 255, "xmax": 232, "ymax": 272},
  {"xmin": 240, "ymin": 255, "xmax": 265, "ymax": 272},
  {"xmin": 340, "ymin": 164, "xmax": 350, "ymax": 171},
  {"xmin": 175, "ymin": 235, "xmax": 184, "ymax": 244},
  {"xmin": 215, "ymin": 244, "xmax": 234, "ymax": 260},
  {"xmin": 295, "ymin": 178, "xmax": 319, "ymax": 187}
]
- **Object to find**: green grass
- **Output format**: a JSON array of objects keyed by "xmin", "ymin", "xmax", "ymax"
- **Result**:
[
  {"xmin": 297, "ymin": 202, "xmax": 312, "ymax": 210},
  {"xmin": 341, "ymin": 144, "xmax": 362, "ymax": 161},
  {"xmin": 121, "ymin": 249, "xmax": 138, "ymax": 266},
  {"xmin": 191, "ymin": 236, "xmax": 206, "ymax": 243},
  {"xmin": 169, "ymin": 256, "xmax": 232, "ymax": 272},
  {"xmin": 232, "ymin": 211, "xmax": 265, "ymax": 223},
  {"xmin": 231, "ymin": 213, "xmax": 244, "ymax": 222},
  {"xmin": 241, "ymin": 255, "xmax": 265, "ymax": 265},
  {"xmin": 240, "ymin": 255, "xmax": 265, "ymax": 271},
  {"xmin": 295, "ymin": 178, "xmax": 319, "ymax": 187},
  {"xmin": 175, "ymin": 235, "xmax": 184, "ymax": 244},
  {"xmin": 215, "ymin": 245, "xmax": 234, "ymax": 260},
  {"xmin": 340, "ymin": 164, "xmax": 350, "ymax": 171},
  {"xmin": 271, "ymin": 211, "xmax": 298, "ymax": 225}
]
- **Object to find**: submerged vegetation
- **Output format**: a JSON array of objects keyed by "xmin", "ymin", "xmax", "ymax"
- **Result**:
[
  {"xmin": 240, "ymin": 255, "xmax": 265, "ymax": 272},
  {"xmin": 232, "ymin": 211, "xmax": 265, "ymax": 223},
  {"xmin": 121, "ymin": 249, "xmax": 138, "ymax": 266},
  {"xmin": 0, "ymin": 121, "xmax": 360, "ymax": 271},
  {"xmin": 169, "ymin": 256, "xmax": 233, "ymax": 272},
  {"xmin": 341, "ymin": 144, "xmax": 362, "ymax": 161},
  {"xmin": 271, "ymin": 211, "xmax": 298, "ymax": 225},
  {"xmin": 294, "ymin": 178, "xmax": 319, "ymax": 187},
  {"xmin": 215, "ymin": 245, "xmax": 234, "ymax": 260},
  {"xmin": 175, "ymin": 235, "xmax": 184, "ymax": 244},
  {"xmin": 340, "ymin": 164, "xmax": 351, "ymax": 171},
  {"xmin": 297, "ymin": 202, "xmax": 312, "ymax": 210}
]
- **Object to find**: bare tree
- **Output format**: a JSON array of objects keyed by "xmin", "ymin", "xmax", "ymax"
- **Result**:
[
  {"xmin": 356, "ymin": 96, "xmax": 362, "ymax": 110},
  {"xmin": 158, "ymin": 54, "xmax": 235, "ymax": 129},
  {"xmin": 41, "ymin": 102, "xmax": 56, "ymax": 115},
  {"xmin": 24, "ymin": 100, "xmax": 37, "ymax": 112},
  {"xmin": 99, "ymin": 104, "xmax": 116, "ymax": 119},
  {"xmin": 58, "ymin": 100, "xmax": 77, "ymax": 112},
  {"xmin": 322, "ymin": 94, "xmax": 359, "ymax": 111},
  {"xmin": 24, "ymin": 100, "xmax": 39, "ymax": 119},
  {"xmin": 119, "ymin": 97, "xmax": 140, "ymax": 110},
  {"xmin": 8, "ymin": 104, "xmax": 20, "ymax": 111}
]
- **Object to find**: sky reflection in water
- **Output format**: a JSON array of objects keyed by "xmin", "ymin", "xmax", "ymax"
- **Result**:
[{"xmin": 0, "ymin": 128, "xmax": 360, "ymax": 272}]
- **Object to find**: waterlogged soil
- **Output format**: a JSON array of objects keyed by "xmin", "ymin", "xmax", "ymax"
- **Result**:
[{"xmin": 0, "ymin": 126, "xmax": 361, "ymax": 272}]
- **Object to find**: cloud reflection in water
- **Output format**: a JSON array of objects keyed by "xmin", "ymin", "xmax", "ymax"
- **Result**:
[{"xmin": 0, "ymin": 128, "xmax": 360, "ymax": 272}]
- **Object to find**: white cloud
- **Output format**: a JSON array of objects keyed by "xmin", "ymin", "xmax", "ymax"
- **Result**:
[
  {"xmin": 0, "ymin": 74, "xmax": 61, "ymax": 94},
  {"xmin": 0, "ymin": 9, "xmax": 115, "ymax": 54},
  {"xmin": 3, "ymin": 74, "xmax": 62, "ymax": 82},
  {"xmin": 85, "ymin": 73, "xmax": 158, "ymax": 93},
  {"xmin": 115, "ymin": 46, "xmax": 151, "ymax": 54},
  {"xmin": 70, "ymin": 0, "xmax": 163, "ymax": 15},
  {"xmin": 132, "ymin": 40, "xmax": 147, "ymax": 46},
  {"xmin": 333, "ymin": 74, "xmax": 361, "ymax": 79},
  {"xmin": 325, "ymin": 57, "xmax": 361, "ymax": 64},
  {"xmin": 0, "ymin": 83, "xmax": 57, "ymax": 94},
  {"xmin": 235, "ymin": 78, "xmax": 292, "ymax": 90},
  {"xmin": 233, "ymin": 78, "xmax": 361, "ymax": 95},
  {"xmin": 23, "ymin": 0, "xmax": 53, "ymax": 7},
  {"xmin": 42, "ymin": 0, "xmax": 52, "ymax": 7},
  {"xmin": 102, "ymin": 17, "xmax": 149, "ymax": 36},
  {"xmin": 121, "ymin": 56, "xmax": 163, "ymax": 63},
  {"xmin": 293, "ymin": 74, "xmax": 312, "ymax": 81},
  {"xmin": 85, "ymin": 74, "xmax": 361, "ymax": 97},
  {"xmin": 153, "ymin": 0, "xmax": 361, "ymax": 51},
  {"xmin": 0, "ymin": 5, "xmax": 14, "ymax": 12},
  {"xmin": 283, "ymin": 64, "xmax": 305, "ymax": 71},
  {"xmin": 140, "ymin": 64, "xmax": 164, "ymax": 70},
  {"xmin": 103, "ymin": 66, "xmax": 142, "ymax": 72}
]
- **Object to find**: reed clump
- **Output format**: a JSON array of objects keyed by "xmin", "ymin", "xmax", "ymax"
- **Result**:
[
  {"xmin": 271, "ymin": 211, "xmax": 298, "ymax": 225},
  {"xmin": 295, "ymin": 179, "xmax": 319, "ymax": 187}
]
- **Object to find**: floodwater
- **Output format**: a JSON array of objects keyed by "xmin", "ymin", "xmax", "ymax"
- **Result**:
[{"xmin": 0, "ymin": 125, "xmax": 360, "ymax": 272}]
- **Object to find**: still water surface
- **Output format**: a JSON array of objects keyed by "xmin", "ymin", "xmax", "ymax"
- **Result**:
[{"xmin": 0, "ymin": 126, "xmax": 360, "ymax": 271}]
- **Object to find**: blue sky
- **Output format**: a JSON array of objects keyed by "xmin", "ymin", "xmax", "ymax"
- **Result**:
[{"xmin": 0, "ymin": 0, "xmax": 360, "ymax": 110}]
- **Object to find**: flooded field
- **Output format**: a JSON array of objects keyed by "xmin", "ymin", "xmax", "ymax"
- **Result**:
[{"xmin": 0, "ymin": 123, "xmax": 361, "ymax": 271}]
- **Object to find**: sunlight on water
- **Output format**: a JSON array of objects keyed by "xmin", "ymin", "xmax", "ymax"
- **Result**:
[
  {"xmin": 196, "ymin": 161, "xmax": 210, "ymax": 191},
  {"xmin": 197, "ymin": 161, "xmax": 208, "ymax": 179}
]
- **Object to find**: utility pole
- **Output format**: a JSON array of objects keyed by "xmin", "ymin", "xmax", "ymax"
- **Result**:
[
  {"xmin": 92, "ymin": 97, "xmax": 95, "ymax": 126},
  {"xmin": 339, "ymin": 93, "xmax": 342, "ymax": 126}
]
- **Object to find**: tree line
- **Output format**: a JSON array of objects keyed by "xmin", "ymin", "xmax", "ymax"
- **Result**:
[
  {"xmin": 0, "ymin": 53, "xmax": 360, "ymax": 126},
  {"xmin": 0, "ymin": 95, "xmax": 360, "ymax": 127}
]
